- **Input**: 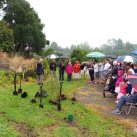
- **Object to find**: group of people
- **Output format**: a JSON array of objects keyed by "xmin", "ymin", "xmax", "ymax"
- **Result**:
[
  {"xmin": 100, "ymin": 60, "xmax": 137, "ymax": 115},
  {"xmin": 49, "ymin": 60, "xmax": 81, "ymax": 81},
  {"xmin": 84, "ymin": 59, "xmax": 111, "ymax": 83},
  {"xmin": 36, "ymin": 57, "xmax": 137, "ymax": 115},
  {"xmin": 49, "ymin": 59, "xmax": 110, "ymax": 82},
  {"xmin": 81, "ymin": 59, "xmax": 137, "ymax": 115}
]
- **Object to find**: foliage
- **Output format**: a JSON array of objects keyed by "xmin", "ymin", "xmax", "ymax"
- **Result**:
[
  {"xmin": 0, "ymin": 20, "xmax": 14, "ymax": 52},
  {"xmin": 3, "ymin": 0, "xmax": 46, "ymax": 54},
  {"xmin": 41, "ymin": 48, "xmax": 54, "ymax": 57},
  {"xmin": 0, "ymin": 70, "xmax": 14, "ymax": 86},
  {"xmin": 44, "ymin": 39, "xmax": 137, "ymax": 58},
  {"xmin": 100, "ymin": 39, "xmax": 136, "ymax": 56},
  {"xmin": 70, "ymin": 42, "xmax": 92, "ymax": 52},
  {"xmin": 70, "ymin": 49, "xmax": 88, "ymax": 63},
  {"xmin": 43, "ymin": 58, "xmax": 50, "ymax": 78}
]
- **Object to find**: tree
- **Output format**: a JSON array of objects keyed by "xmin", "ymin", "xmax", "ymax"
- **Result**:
[
  {"xmin": 70, "ymin": 49, "xmax": 88, "ymax": 63},
  {"xmin": 100, "ymin": 38, "xmax": 137, "ymax": 56},
  {"xmin": 125, "ymin": 42, "xmax": 136, "ymax": 54},
  {"xmin": 3, "ymin": 0, "xmax": 46, "ymax": 54},
  {"xmin": 0, "ymin": 20, "xmax": 14, "ymax": 52},
  {"xmin": 50, "ymin": 41, "xmax": 59, "ymax": 51},
  {"xmin": 70, "ymin": 42, "xmax": 92, "ymax": 52},
  {"xmin": 41, "ymin": 48, "xmax": 54, "ymax": 57}
]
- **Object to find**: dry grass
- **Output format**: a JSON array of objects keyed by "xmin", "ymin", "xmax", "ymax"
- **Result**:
[
  {"xmin": 0, "ymin": 52, "xmax": 37, "ymax": 72},
  {"xmin": 0, "ymin": 52, "xmax": 10, "ymax": 63}
]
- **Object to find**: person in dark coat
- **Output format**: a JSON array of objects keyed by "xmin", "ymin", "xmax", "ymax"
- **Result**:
[
  {"xmin": 87, "ymin": 61, "xmax": 94, "ymax": 82},
  {"xmin": 36, "ymin": 58, "xmax": 44, "ymax": 84},
  {"xmin": 59, "ymin": 60, "xmax": 65, "ymax": 81},
  {"xmin": 49, "ymin": 60, "xmax": 57, "ymax": 78}
]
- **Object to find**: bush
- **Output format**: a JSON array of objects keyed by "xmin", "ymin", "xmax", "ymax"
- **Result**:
[
  {"xmin": 0, "ymin": 70, "xmax": 14, "ymax": 86},
  {"xmin": 43, "ymin": 58, "xmax": 50, "ymax": 80}
]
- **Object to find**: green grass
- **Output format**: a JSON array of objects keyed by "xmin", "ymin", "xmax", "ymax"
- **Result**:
[{"xmin": 0, "ymin": 74, "xmax": 136, "ymax": 137}]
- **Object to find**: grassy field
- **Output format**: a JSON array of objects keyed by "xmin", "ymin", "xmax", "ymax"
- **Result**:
[{"xmin": 0, "ymin": 73, "xmax": 136, "ymax": 137}]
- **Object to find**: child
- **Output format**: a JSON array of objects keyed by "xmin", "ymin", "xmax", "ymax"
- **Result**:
[
  {"xmin": 116, "ymin": 79, "xmax": 128, "ymax": 103},
  {"xmin": 115, "ymin": 70, "xmax": 124, "ymax": 94}
]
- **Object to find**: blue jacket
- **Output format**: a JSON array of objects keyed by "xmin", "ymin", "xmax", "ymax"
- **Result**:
[{"xmin": 36, "ymin": 63, "xmax": 44, "ymax": 75}]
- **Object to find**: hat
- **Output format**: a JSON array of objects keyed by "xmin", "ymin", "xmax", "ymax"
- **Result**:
[
  {"xmin": 39, "ymin": 58, "xmax": 43, "ymax": 63},
  {"xmin": 113, "ymin": 60, "xmax": 117, "ymax": 65}
]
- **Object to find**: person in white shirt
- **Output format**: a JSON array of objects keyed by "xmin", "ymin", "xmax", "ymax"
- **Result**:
[
  {"xmin": 125, "ymin": 63, "xmax": 135, "ymax": 95},
  {"xmin": 98, "ymin": 61, "xmax": 104, "ymax": 83},
  {"xmin": 104, "ymin": 59, "xmax": 111, "ymax": 70},
  {"xmin": 94, "ymin": 61, "xmax": 99, "ymax": 83},
  {"xmin": 102, "ymin": 59, "xmax": 111, "ymax": 83}
]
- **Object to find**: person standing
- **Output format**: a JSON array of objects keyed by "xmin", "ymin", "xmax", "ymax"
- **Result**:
[
  {"xmin": 65, "ymin": 61, "xmax": 73, "ymax": 81},
  {"xmin": 94, "ymin": 61, "xmax": 99, "ymax": 83},
  {"xmin": 49, "ymin": 59, "xmax": 57, "ymax": 78},
  {"xmin": 36, "ymin": 58, "xmax": 44, "ymax": 84},
  {"xmin": 59, "ymin": 59, "xmax": 65, "ymax": 81},
  {"xmin": 87, "ymin": 61, "xmax": 94, "ymax": 82},
  {"xmin": 98, "ymin": 61, "xmax": 104, "ymax": 83},
  {"xmin": 73, "ymin": 60, "xmax": 81, "ymax": 80}
]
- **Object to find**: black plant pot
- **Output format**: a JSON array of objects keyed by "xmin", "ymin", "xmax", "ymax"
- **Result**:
[
  {"xmin": 13, "ymin": 91, "xmax": 18, "ymax": 96},
  {"xmin": 39, "ymin": 104, "xmax": 43, "ymax": 108},
  {"xmin": 18, "ymin": 88, "xmax": 22, "ymax": 94},
  {"xmin": 30, "ymin": 98, "xmax": 36, "ymax": 103},
  {"xmin": 21, "ymin": 92, "xmax": 28, "ymax": 98}
]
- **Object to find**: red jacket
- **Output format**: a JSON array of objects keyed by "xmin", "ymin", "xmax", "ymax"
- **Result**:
[{"xmin": 73, "ymin": 63, "xmax": 80, "ymax": 73}]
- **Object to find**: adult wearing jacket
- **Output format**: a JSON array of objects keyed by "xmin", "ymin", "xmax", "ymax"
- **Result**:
[
  {"xmin": 36, "ymin": 58, "xmax": 44, "ymax": 84},
  {"xmin": 87, "ymin": 61, "xmax": 94, "ymax": 82},
  {"xmin": 49, "ymin": 60, "xmax": 56, "ymax": 78},
  {"xmin": 73, "ymin": 60, "xmax": 81, "ymax": 80},
  {"xmin": 66, "ymin": 61, "xmax": 73, "ymax": 81},
  {"xmin": 59, "ymin": 60, "xmax": 65, "ymax": 81}
]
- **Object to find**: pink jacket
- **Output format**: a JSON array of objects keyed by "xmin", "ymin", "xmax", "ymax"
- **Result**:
[
  {"xmin": 115, "ymin": 70, "xmax": 124, "ymax": 87},
  {"xmin": 66, "ymin": 64, "xmax": 73, "ymax": 74}
]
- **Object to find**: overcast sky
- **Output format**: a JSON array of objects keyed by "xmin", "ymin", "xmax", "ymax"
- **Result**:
[{"xmin": 26, "ymin": 0, "xmax": 137, "ymax": 48}]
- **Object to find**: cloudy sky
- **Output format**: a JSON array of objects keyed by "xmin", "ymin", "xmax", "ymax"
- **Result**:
[{"xmin": 26, "ymin": 0, "xmax": 137, "ymax": 48}]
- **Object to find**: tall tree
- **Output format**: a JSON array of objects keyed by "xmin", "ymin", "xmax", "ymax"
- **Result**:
[
  {"xmin": 3, "ymin": 0, "xmax": 46, "ymax": 54},
  {"xmin": 70, "ymin": 49, "xmax": 88, "ymax": 63},
  {"xmin": 50, "ymin": 41, "xmax": 59, "ymax": 51},
  {"xmin": 100, "ymin": 38, "xmax": 137, "ymax": 56},
  {"xmin": 0, "ymin": 20, "xmax": 14, "ymax": 52}
]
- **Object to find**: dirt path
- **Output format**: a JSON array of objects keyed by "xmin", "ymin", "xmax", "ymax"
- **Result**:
[{"xmin": 76, "ymin": 82, "xmax": 137, "ymax": 132}]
